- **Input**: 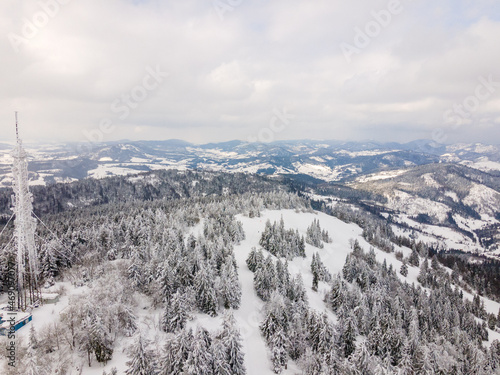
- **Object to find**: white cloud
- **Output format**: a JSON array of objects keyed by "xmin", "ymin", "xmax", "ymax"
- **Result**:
[{"xmin": 0, "ymin": 0, "xmax": 499, "ymax": 145}]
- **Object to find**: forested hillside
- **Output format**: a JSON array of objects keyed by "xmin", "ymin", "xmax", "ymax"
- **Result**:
[
  {"xmin": 0, "ymin": 169, "xmax": 286, "ymax": 217},
  {"xmin": 1, "ymin": 170, "xmax": 500, "ymax": 374}
]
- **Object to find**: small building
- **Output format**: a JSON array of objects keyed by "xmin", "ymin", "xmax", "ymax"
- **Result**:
[
  {"xmin": 41, "ymin": 293, "xmax": 60, "ymax": 304},
  {"xmin": 0, "ymin": 312, "xmax": 32, "ymax": 335}
]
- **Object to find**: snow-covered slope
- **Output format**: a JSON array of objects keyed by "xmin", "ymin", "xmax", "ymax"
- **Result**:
[
  {"xmin": 4, "ymin": 209, "xmax": 498, "ymax": 374},
  {"xmin": 347, "ymin": 163, "xmax": 500, "ymax": 255}
]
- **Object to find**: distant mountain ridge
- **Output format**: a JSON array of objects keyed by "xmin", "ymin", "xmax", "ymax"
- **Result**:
[{"xmin": 0, "ymin": 139, "xmax": 499, "ymax": 188}]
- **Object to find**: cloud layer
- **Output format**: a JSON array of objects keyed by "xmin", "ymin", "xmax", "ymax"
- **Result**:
[{"xmin": 1, "ymin": 0, "xmax": 499, "ymax": 144}]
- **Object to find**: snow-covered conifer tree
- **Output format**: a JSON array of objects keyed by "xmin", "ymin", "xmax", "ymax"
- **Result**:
[
  {"xmin": 162, "ymin": 290, "xmax": 188, "ymax": 333},
  {"xmin": 185, "ymin": 328, "xmax": 214, "ymax": 375},
  {"xmin": 220, "ymin": 311, "xmax": 246, "ymax": 375},
  {"xmin": 218, "ymin": 258, "xmax": 242, "ymax": 309},
  {"xmin": 246, "ymin": 247, "xmax": 264, "ymax": 272},
  {"xmin": 125, "ymin": 332, "xmax": 157, "ymax": 375},
  {"xmin": 338, "ymin": 315, "xmax": 357, "ymax": 357},
  {"xmin": 194, "ymin": 264, "xmax": 218, "ymax": 316},
  {"xmin": 400, "ymin": 261, "xmax": 409, "ymax": 277},
  {"xmin": 408, "ymin": 246, "xmax": 420, "ymax": 267},
  {"xmin": 306, "ymin": 218, "xmax": 330, "ymax": 248},
  {"xmin": 271, "ymin": 327, "xmax": 288, "ymax": 374},
  {"xmin": 90, "ymin": 316, "xmax": 114, "ymax": 364}
]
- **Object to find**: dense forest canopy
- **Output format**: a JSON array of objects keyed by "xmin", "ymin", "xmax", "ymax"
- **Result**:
[{"xmin": 0, "ymin": 169, "xmax": 499, "ymax": 374}]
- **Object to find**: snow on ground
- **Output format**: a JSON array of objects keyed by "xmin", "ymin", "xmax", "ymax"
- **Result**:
[
  {"xmin": 444, "ymin": 190, "xmax": 459, "ymax": 202},
  {"xmin": 86, "ymin": 209, "xmax": 500, "ymax": 370},
  {"xmin": 387, "ymin": 191, "xmax": 450, "ymax": 223},
  {"xmin": 130, "ymin": 157, "xmax": 150, "ymax": 163},
  {"xmin": 391, "ymin": 213, "xmax": 479, "ymax": 249},
  {"xmin": 53, "ymin": 177, "xmax": 79, "ymax": 184},
  {"xmin": 421, "ymin": 173, "xmax": 440, "ymax": 188},
  {"xmin": 185, "ymin": 148, "xmax": 242, "ymax": 160},
  {"xmin": 0, "ymin": 282, "xmax": 89, "ymax": 370},
  {"xmin": 87, "ymin": 162, "xmax": 188, "ymax": 180},
  {"xmin": 293, "ymin": 163, "xmax": 340, "ymax": 181},
  {"xmin": 0, "ymin": 282, "xmax": 86, "ymax": 341},
  {"xmin": 235, "ymin": 210, "xmax": 499, "ymax": 349},
  {"xmin": 463, "ymin": 183, "xmax": 500, "ymax": 217},
  {"xmin": 309, "ymin": 156, "xmax": 325, "ymax": 163},
  {"xmin": 196, "ymin": 161, "xmax": 278, "ymax": 175},
  {"xmin": 334, "ymin": 150, "xmax": 396, "ymax": 157},
  {"xmin": 87, "ymin": 164, "xmax": 143, "ymax": 179},
  {"xmin": 233, "ymin": 209, "xmax": 422, "ymax": 373},
  {"xmin": 461, "ymin": 157, "xmax": 500, "ymax": 172},
  {"xmin": 355, "ymin": 169, "xmax": 406, "ymax": 183},
  {"xmin": 232, "ymin": 238, "xmax": 273, "ymax": 374}
]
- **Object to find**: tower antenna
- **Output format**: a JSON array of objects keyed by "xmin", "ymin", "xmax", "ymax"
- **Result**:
[
  {"xmin": 11, "ymin": 111, "xmax": 40, "ymax": 310},
  {"xmin": 15, "ymin": 111, "xmax": 19, "ymax": 142}
]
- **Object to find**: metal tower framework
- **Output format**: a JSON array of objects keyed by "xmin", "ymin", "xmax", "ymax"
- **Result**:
[{"xmin": 11, "ymin": 112, "xmax": 40, "ymax": 310}]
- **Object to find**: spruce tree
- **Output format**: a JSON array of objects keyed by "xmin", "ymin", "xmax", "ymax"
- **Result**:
[
  {"xmin": 128, "ymin": 250, "xmax": 144, "ymax": 289},
  {"xmin": 317, "ymin": 313, "xmax": 334, "ymax": 355},
  {"xmin": 159, "ymin": 261, "xmax": 176, "ymax": 303},
  {"xmin": 221, "ymin": 311, "xmax": 246, "ymax": 375},
  {"xmin": 271, "ymin": 328, "xmax": 288, "ymax": 374},
  {"xmin": 246, "ymin": 247, "xmax": 263, "ymax": 273},
  {"xmin": 89, "ymin": 316, "xmax": 114, "ymax": 364},
  {"xmin": 408, "ymin": 247, "xmax": 420, "ymax": 267},
  {"xmin": 162, "ymin": 291, "xmax": 188, "ymax": 333},
  {"xmin": 288, "ymin": 313, "xmax": 307, "ymax": 361},
  {"xmin": 218, "ymin": 259, "xmax": 242, "ymax": 309},
  {"xmin": 194, "ymin": 265, "xmax": 218, "ymax": 316},
  {"xmin": 212, "ymin": 337, "xmax": 232, "ymax": 375},
  {"xmin": 166, "ymin": 329, "xmax": 194, "ymax": 375},
  {"xmin": 399, "ymin": 339, "xmax": 414, "ymax": 375},
  {"xmin": 351, "ymin": 342, "xmax": 372, "ymax": 375},
  {"xmin": 275, "ymin": 259, "xmax": 290, "ymax": 295},
  {"xmin": 125, "ymin": 332, "xmax": 156, "ymax": 375},
  {"xmin": 254, "ymin": 256, "xmax": 276, "ymax": 301},
  {"xmin": 185, "ymin": 328, "xmax": 214, "ymax": 375},
  {"xmin": 400, "ymin": 261, "xmax": 408, "ymax": 277},
  {"xmin": 339, "ymin": 315, "xmax": 357, "ymax": 357},
  {"xmin": 311, "ymin": 253, "xmax": 319, "ymax": 291}
]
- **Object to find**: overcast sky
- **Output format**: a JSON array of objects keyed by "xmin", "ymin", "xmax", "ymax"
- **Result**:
[{"xmin": 1, "ymin": 0, "xmax": 500, "ymax": 145}]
